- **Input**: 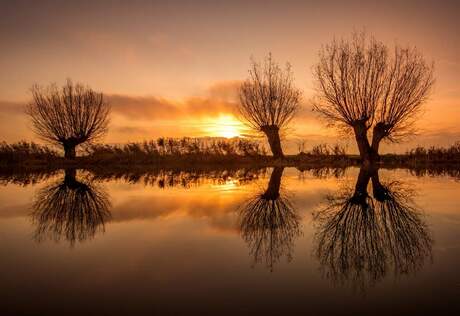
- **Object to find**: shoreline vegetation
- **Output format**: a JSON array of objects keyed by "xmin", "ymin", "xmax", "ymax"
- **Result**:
[{"xmin": 1, "ymin": 140, "xmax": 460, "ymax": 172}]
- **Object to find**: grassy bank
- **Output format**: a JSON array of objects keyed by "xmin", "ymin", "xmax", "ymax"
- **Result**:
[{"xmin": 1, "ymin": 141, "xmax": 460, "ymax": 171}]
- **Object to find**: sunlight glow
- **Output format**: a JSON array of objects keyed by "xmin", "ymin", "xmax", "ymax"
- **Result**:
[
  {"xmin": 211, "ymin": 179, "xmax": 240, "ymax": 193},
  {"xmin": 203, "ymin": 114, "xmax": 245, "ymax": 138}
]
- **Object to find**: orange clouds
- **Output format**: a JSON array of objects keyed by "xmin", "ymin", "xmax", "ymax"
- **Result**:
[
  {"xmin": 0, "ymin": 78, "xmax": 459, "ymax": 154},
  {"xmin": 105, "ymin": 80, "xmax": 320, "ymax": 141},
  {"xmin": 108, "ymin": 81, "xmax": 241, "ymax": 120},
  {"xmin": 0, "ymin": 101, "xmax": 24, "ymax": 115}
]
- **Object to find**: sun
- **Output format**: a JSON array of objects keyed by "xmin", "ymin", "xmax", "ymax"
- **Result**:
[
  {"xmin": 219, "ymin": 123, "xmax": 240, "ymax": 138},
  {"xmin": 203, "ymin": 114, "xmax": 244, "ymax": 138}
]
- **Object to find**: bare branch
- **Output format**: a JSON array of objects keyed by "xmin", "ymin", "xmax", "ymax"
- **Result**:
[
  {"xmin": 25, "ymin": 79, "xmax": 110, "ymax": 157},
  {"xmin": 238, "ymin": 54, "xmax": 301, "ymax": 157},
  {"xmin": 312, "ymin": 33, "xmax": 387, "ymax": 130},
  {"xmin": 312, "ymin": 32, "xmax": 434, "ymax": 163},
  {"xmin": 377, "ymin": 46, "xmax": 435, "ymax": 142},
  {"xmin": 238, "ymin": 54, "xmax": 301, "ymax": 129}
]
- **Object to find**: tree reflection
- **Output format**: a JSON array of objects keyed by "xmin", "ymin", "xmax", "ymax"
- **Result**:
[
  {"xmin": 313, "ymin": 166, "xmax": 432, "ymax": 291},
  {"xmin": 89, "ymin": 168, "xmax": 266, "ymax": 188},
  {"xmin": 31, "ymin": 169, "xmax": 111, "ymax": 246},
  {"xmin": 239, "ymin": 167, "xmax": 301, "ymax": 271}
]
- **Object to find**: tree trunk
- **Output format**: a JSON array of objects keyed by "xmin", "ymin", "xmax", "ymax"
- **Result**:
[
  {"xmin": 370, "ymin": 122, "xmax": 389, "ymax": 164},
  {"xmin": 370, "ymin": 168, "xmax": 390, "ymax": 202},
  {"xmin": 261, "ymin": 125, "xmax": 284, "ymax": 158},
  {"xmin": 352, "ymin": 120, "xmax": 383, "ymax": 166},
  {"xmin": 64, "ymin": 168, "xmax": 77, "ymax": 184},
  {"xmin": 352, "ymin": 121, "xmax": 373, "ymax": 166},
  {"xmin": 352, "ymin": 166, "xmax": 372, "ymax": 201},
  {"xmin": 63, "ymin": 168, "xmax": 88, "ymax": 191},
  {"xmin": 262, "ymin": 167, "xmax": 284, "ymax": 200},
  {"xmin": 63, "ymin": 141, "xmax": 77, "ymax": 159}
]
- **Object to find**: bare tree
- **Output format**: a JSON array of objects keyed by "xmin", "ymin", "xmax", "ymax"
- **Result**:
[
  {"xmin": 238, "ymin": 167, "xmax": 301, "ymax": 271},
  {"xmin": 31, "ymin": 169, "xmax": 111, "ymax": 246},
  {"xmin": 26, "ymin": 79, "xmax": 110, "ymax": 158},
  {"xmin": 238, "ymin": 54, "xmax": 302, "ymax": 158},
  {"xmin": 313, "ymin": 166, "xmax": 432, "ymax": 291},
  {"xmin": 312, "ymin": 33, "xmax": 434, "ymax": 165}
]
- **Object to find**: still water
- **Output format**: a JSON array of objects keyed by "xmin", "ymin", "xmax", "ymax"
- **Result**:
[{"xmin": 1, "ymin": 167, "xmax": 459, "ymax": 315}]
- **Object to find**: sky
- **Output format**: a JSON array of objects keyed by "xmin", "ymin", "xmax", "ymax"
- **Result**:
[{"xmin": 0, "ymin": 0, "xmax": 459, "ymax": 153}]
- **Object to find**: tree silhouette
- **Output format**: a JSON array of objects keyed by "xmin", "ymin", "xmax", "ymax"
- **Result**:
[
  {"xmin": 31, "ymin": 169, "xmax": 111, "ymax": 246},
  {"xmin": 312, "ymin": 32, "xmax": 434, "ymax": 165},
  {"xmin": 238, "ymin": 167, "xmax": 301, "ymax": 270},
  {"xmin": 313, "ymin": 166, "xmax": 432, "ymax": 291},
  {"xmin": 238, "ymin": 54, "xmax": 301, "ymax": 158},
  {"xmin": 26, "ymin": 79, "xmax": 110, "ymax": 158}
]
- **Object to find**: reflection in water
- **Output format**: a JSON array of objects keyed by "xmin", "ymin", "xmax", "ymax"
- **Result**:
[
  {"xmin": 0, "ymin": 167, "xmax": 267, "ymax": 188},
  {"xmin": 238, "ymin": 167, "xmax": 301, "ymax": 271},
  {"xmin": 0, "ymin": 168, "xmax": 60, "ymax": 186},
  {"xmin": 31, "ymin": 169, "xmax": 111, "ymax": 246},
  {"xmin": 2, "ymin": 164, "xmax": 459, "ymax": 188},
  {"xmin": 313, "ymin": 166, "xmax": 433, "ymax": 291},
  {"xmin": 297, "ymin": 166, "xmax": 347, "ymax": 180},
  {"xmin": 89, "ymin": 168, "xmax": 266, "ymax": 188}
]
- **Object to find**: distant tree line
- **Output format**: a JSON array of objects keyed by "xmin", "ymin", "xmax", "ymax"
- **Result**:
[
  {"xmin": 405, "ymin": 142, "xmax": 460, "ymax": 161},
  {"xmin": 4, "ymin": 140, "xmax": 459, "ymax": 167},
  {"xmin": 86, "ymin": 137, "xmax": 266, "ymax": 158},
  {"xmin": 0, "ymin": 138, "xmax": 265, "ymax": 165}
]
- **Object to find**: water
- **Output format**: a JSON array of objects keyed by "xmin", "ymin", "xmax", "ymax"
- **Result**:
[{"xmin": 1, "ymin": 167, "xmax": 459, "ymax": 315}]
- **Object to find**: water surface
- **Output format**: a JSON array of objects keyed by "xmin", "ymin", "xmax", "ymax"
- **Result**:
[{"xmin": 1, "ymin": 167, "xmax": 459, "ymax": 315}]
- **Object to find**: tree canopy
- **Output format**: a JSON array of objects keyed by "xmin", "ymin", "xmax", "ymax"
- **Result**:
[
  {"xmin": 26, "ymin": 79, "xmax": 110, "ymax": 158},
  {"xmin": 312, "ymin": 33, "xmax": 434, "ymax": 163}
]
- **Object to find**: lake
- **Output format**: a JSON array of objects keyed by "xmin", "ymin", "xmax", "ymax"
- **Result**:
[{"xmin": 1, "ymin": 166, "xmax": 459, "ymax": 315}]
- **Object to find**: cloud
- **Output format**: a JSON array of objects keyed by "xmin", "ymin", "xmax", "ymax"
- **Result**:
[
  {"xmin": 108, "ymin": 81, "xmax": 241, "ymax": 121},
  {"xmin": 2, "ymin": 80, "xmax": 459, "ymax": 154},
  {"xmin": 108, "ymin": 95, "xmax": 179, "ymax": 119},
  {"xmin": 113, "ymin": 126, "xmax": 152, "ymax": 135},
  {"xmin": 110, "ymin": 193, "xmax": 244, "ymax": 234},
  {"xmin": 0, "ymin": 101, "xmax": 25, "ymax": 115}
]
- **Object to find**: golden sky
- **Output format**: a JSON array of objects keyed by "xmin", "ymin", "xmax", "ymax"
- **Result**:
[{"xmin": 0, "ymin": 0, "xmax": 459, "ymax": 153}]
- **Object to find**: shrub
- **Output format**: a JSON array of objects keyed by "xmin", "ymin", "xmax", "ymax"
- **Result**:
[
  {"xmin": 84, "ymin": 137, "xmax": 266, "ymax": 160},
  {"xmin": 0, "ymin": 141, "xmax": 58, "ymax": 163}
]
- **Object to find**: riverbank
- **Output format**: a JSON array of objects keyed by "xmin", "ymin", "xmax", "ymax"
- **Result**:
[{"xmin": 1, "ymin": 141, "xmax": 460, "ymax": 173}]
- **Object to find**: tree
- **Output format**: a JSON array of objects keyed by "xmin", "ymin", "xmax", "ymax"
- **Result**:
[
  {"xmin": 312, "ymin": 33, "xmax": 434, "ymax": 165},
  {"xmin": 26, "ymin": 79, "xmax": 110, "ymax": 158},
  {"xmin": 238, "ymin": 167, "xmax": 301, "ymax": 271},
  {"xmin": 313, "ymin": 166, "xmax": 432, "ymax": 291},
  {"xmin": 31, "ymin": 169, "xmax": 111, "ymax": 246},
  {"xmin": 238, "ymin": 54, "xmax": 302, "ymax": 158}
]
